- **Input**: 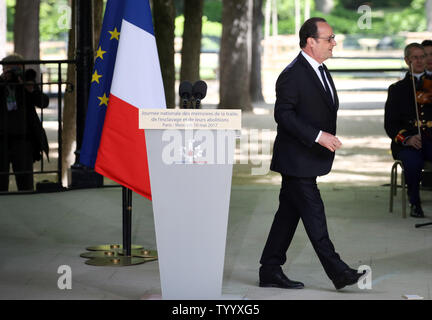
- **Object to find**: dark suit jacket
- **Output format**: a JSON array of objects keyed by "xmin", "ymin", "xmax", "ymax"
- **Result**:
[
  {"xmin": 0, "ymin": 77, "xmax": 49, "ymax": 162},
  {"xmin": 270, "ymin": 52, "xmax": 339, "ymax": 177},
  {"xmin": 384, "ymin": 72, "xmax": 432, "ymax": 159}
]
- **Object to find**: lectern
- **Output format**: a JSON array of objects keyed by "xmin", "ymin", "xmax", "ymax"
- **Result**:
[{"xmin": 141, "ymin": 109, "xmax": 241, "ymax": 299}]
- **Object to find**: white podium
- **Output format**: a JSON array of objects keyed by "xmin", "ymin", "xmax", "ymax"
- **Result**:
[{"xmin": 142, "ymin": 109, "xmax": 241, "ymax": 300}]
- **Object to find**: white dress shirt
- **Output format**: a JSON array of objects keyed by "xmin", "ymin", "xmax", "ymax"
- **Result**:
[{"xmin": 300, "ymin": 51, "xmax": 336, "ymax": 143}]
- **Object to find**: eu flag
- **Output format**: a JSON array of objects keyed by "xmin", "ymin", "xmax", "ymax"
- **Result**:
[{"xmin": 80, "ymin": 0, "xmax": 126, "ymax": 168}]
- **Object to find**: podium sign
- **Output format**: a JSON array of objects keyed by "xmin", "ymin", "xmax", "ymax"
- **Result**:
[{"xmin": 140, "ymin": 109, "xmax": 241, "ymax": 299}]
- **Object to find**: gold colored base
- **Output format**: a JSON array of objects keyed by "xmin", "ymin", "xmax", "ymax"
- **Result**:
[
  {"xmin": 85, "ymin": 244, "xmax": 144, "ymax": 252},
  {"xmin": 118, "ymin": 249, "xmax": 158, "ymax": 259},
  {"xmin": 84, "ymin": 256, "xmax": 148, "ymax": 266},
  {"xmin": 80, "ymin": 251, "xmax": 119, "ymax": 259},
  {"xmin": 81, "ymin": 244, "xmax": 158, "ymax": 266}
]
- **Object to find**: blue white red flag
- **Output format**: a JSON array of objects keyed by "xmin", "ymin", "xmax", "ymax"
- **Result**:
[{"xmin": 80, "ymin": 0, "xmax": 166, "ymax": 199}]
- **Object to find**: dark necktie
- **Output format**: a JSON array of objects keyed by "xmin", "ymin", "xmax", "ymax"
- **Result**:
[{"xmin": 318, "ymin": 65, "xmax": 333, "ymax": 103}]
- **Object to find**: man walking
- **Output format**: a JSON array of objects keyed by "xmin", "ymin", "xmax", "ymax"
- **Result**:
[{"xmin": 259, "ymin": 17, "xmax": 365, "ymax": 290}]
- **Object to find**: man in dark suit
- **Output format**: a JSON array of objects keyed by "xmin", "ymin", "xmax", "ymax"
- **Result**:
[
  {"xmin": 259, "ymin": 17, "xmax": 365, "ymax": 290},
  {"xmin": 384, "ymin": 43, "xmax": 432, "ymax": 218}
]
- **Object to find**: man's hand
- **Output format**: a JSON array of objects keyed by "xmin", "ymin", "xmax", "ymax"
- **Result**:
[
  {"xmin": 318, "ymin": 131, "xmax": 342, "ymax": 152},
  {"xmin": 405, "ymin": 134, "xmax": 422, "ymax": 149}
]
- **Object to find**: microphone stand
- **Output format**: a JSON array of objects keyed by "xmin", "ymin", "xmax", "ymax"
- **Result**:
[{"xmin": 415, "ymin": 221, "xmax": 432, "ymax": 228}]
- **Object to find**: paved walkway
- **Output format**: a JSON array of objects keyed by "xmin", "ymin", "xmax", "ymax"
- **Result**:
[{"xmin": 1, "ymin": 96, "xmax": 432, "ymax": 300}]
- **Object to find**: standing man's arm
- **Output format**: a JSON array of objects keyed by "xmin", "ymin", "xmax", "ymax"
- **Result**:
[{"xmin": 274, "ymin": 72, "xmax": 341, "ymax": 152}]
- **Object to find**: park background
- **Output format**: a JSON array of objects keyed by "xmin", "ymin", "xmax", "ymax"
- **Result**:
[
  {"xmin": 0, "ymin": 0, "xmax": 432, "ymax": 192},
  {"xmin": 1, "ymin": 0, "xmax": 432, "ymax": 301}
]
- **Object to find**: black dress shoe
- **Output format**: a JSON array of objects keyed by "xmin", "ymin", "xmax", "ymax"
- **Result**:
[
  {"xmin": 332, "ymin": 269, "xmax": 367, "ymax": 290},
  {"xmin": 259, "ymin": 266, "xmax": 304, "ymax": 289},
  {"xmin": 410, "ymin": 204, "xmax": 425, "ymax": 218}
]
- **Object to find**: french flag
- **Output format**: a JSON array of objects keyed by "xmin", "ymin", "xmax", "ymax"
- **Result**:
[{"xmin": 80, "ymin": 0, "xmax": 166, "ymax": 200}]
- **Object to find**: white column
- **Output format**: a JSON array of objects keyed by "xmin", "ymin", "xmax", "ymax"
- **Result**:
[
  {"xmin": 264, "ymin": 0, "xmax": 271, "ymax": 39},
  {"xmin": 304, "ymin": 0, "xmax": 310, "ymax": 22},
  {"xmin": 295, "ymin": 0, "xmax": 300, "ymax": 35},
  {"xmin": 271, "ymin": 0, "xmax": 277, "ymax": 36}
]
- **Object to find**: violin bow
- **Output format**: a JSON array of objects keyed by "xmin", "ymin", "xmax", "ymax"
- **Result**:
[{"xmin": 409, "ymin": 62, "xmax": 422, "ymax": 136}]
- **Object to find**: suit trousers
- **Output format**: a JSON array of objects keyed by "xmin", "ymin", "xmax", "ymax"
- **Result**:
[
  {"xmin": 0, "ymin": 138, "xmax": 34, "ymax": 191},
  {"xmin": 260, "ymin": 175, "xmax": 349, "ymax": 280},
  {"xmin": 397, "ymin": 137, "xmax": 432, "ymax": 206}
]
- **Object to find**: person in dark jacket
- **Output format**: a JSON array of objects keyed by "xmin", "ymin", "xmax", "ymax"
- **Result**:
[
  {"xmin": 384, "ymin": 43, "xmax": 432, "ymax": 218},
  {"xmin": 259, "ymin": 18, "xmax": 365, "ymax": 291},
  {"xmin": 0, "ymin": 54, "xmax": 49, "ymax": 192}
]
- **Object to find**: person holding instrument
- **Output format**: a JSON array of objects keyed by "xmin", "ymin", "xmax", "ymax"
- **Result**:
[{"xmin": 384, "ymin": 43, "xmax": 432, "ymax": 218}]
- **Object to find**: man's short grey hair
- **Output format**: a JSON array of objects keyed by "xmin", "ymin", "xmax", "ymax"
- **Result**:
[{"xmin": 404, "ymin": 43, "xmax": 424, "ymax": 58}]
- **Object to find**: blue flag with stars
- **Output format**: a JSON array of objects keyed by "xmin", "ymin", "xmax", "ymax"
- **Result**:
[{"xmin": 80, "ymin": 0, "xmax": 126, "ymax": 168}]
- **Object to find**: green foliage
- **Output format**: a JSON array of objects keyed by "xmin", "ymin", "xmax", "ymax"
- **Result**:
[
  {"xmin": 175, "ymin": 15, "xmax": 222, "ymax": 52},
  {"xmin": 276, "ymin": 0, "xmax": 427, "ymax": 35},
  {"xmin": 39, "ymin": 0, "xmax": 69, "ymax": 41},
  {"xmin": 339, "ymin": 0, "xmax": 413, "ymax": 10},
  {"xmin": 6, "ymin": 0, "xmax": 15, "ymax": 41},
  {"xmin": 383, "ymin": 5, "xmax": 427, "ymax": 33},
  {"xmin": 203, "ymin": 0, "xmax": 222, "ymax": 22},
  {"xmin": 174, "ymin": 0, "xmax": 222, "ymax": 22},
  {"xmin": 175, "ymin": 15, "xmax": 222, "ymax": 37},
  {"xmin": 7, "ymin": 0, "xmax": 70, "ymax": 41}
]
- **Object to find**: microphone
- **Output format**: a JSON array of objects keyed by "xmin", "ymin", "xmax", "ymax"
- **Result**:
[
  {"xmin": 192, "ymin": 80, "xmax": 207, "ymax": 109},
  {"xmin": 179, "ymin": 81, "xmax": 193, "ymax": 109}
]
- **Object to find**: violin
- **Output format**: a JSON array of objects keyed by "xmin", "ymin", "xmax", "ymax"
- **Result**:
[{"xmin": 416, "ymin": 77, "xmax": 432, "ymax": 104}]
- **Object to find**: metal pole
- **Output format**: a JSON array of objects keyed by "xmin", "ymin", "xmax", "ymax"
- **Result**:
[
  {"xmin": 122, "ymin": 187, "xmax": 132, "ymax": 256},
  {"xmin": 74, "ymin": 0, "xmax": 93, "ymax": 157},
  {"xmin": 57, "ymin": 62, "xmax": 63, "ymax": 185},
  {"xmin": 70, "ymin": 0, "xmax": 103, "ymax": 188}
]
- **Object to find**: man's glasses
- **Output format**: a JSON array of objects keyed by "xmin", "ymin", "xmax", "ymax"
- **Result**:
[{"xmin": 313, "ymin": 34, "xmax": 336, "ymax": 43}]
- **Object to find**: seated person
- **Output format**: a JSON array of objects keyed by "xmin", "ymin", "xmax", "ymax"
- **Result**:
[{"xmin": 384, "ymin": 43, "xmax": 432, "ymax": 218}]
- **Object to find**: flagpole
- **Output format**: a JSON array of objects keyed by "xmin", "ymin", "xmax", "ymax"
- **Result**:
[
  {"xmin": 122, "ymin": 186, "xmax": 132, "ymax": 256},
  {"xmin": 70, "ymin": 0, "xmax": 103, "ymax": 189}
]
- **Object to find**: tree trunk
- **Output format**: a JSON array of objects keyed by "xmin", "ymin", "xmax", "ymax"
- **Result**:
[
  {"xmin": 153, "ymin": 0, "xmax": 176, "ymax": 108},
  {"xmin": 62, "ymin": 0, "xmax": 76, "ymax": 186},
  {"xmin": 250, "ymin": 0, "xmax": 264, "ymax": 103},
  {"xmin": 314, "ymin": 0, "xmax": 334, "ymax": 14},
  {"xmin": 93, "ymin": 0, "xmax": 104, "ymax": 51},
  {"xmin": 219, "ymin": 0, "xmax": 253, "ymax": 111},
  {"xmin": 0, "ymin": 0, "xmax": 6, "ymax": 60},
  {"xmin": 427, "ymin": 0, "xmax": 432, "ymax": 32},
  {"xmin": 180, "ymin": 0, "xmax": 203, "ymax": 85},
  {"xmin": 13, "ymin": 0, "xmax": 40, "ymax": 60}
]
